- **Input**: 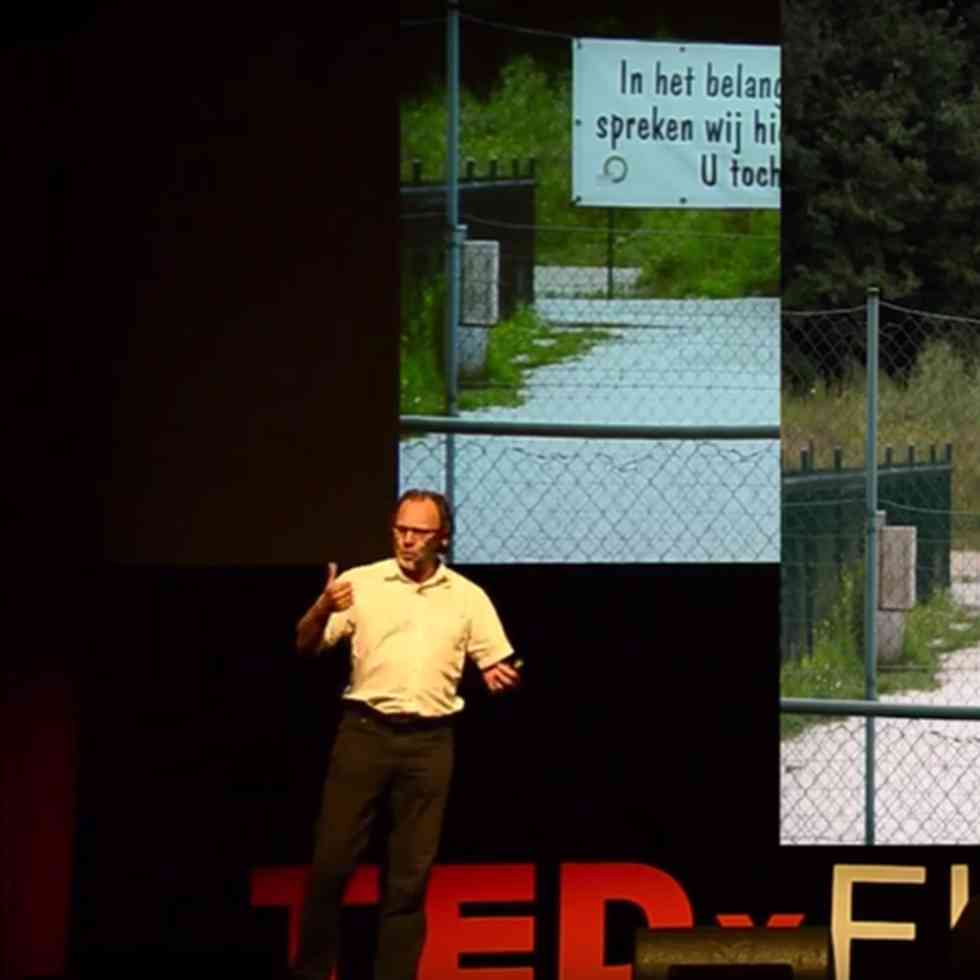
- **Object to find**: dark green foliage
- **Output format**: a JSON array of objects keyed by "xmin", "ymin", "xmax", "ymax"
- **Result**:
[
  {"xmin": 400, "ymin": 272, "xmax": 447, "ymax": 415},
  {"xmin": 782, "ymin": 0, "xmax": 980, "ymax": 315},
  {"xmin": 401, "ymin": 54, "xmax": 778, "ymax": 294}
]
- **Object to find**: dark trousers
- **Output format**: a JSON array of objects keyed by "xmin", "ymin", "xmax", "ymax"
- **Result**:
[{"xmin": 293, "ymin": 705, "xmax": 454, "ymax": 980}]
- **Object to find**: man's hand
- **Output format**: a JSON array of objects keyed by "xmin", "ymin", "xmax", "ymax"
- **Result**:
[
  {"xmin": 297, "ymin": 561, "xmax": 353, "ymax": 655},
  {"xmin": 320, "ymin": 561, "xmax": 354, "ymax": 613},
  {"xmin": 482, "ymin": 660, "xmax": 521, "ymax": 694}
]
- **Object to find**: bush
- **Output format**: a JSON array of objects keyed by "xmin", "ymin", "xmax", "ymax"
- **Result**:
[
  {"xmin": 400, "ymin": 273, "xmax": 447, "ymax": 415},
  {"xmin": 401, "ymin": 54, "xmax": 779, "ymax": 295}
]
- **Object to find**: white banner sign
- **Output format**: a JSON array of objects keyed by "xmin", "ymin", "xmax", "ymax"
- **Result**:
[{"xmin": 572, "ymin": 38, "xmax": 780, "ymax": 209}]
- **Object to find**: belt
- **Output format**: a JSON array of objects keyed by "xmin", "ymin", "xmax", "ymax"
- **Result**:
[{"xmin": 344, "ymin": 699, "xmax": 456, "ymax": 732}]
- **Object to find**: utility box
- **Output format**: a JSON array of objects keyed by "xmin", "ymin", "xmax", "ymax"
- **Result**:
[
  {"xmin": 459, "ymin": 240, "xmax": 499, "ymax": 379},
  {"xmin": 876, "ymin": 516, "xmax": 917, "ymax": 662},
  {"xmin": 879, "ymin": 525, "xmax": 917, "ymax": 610}
]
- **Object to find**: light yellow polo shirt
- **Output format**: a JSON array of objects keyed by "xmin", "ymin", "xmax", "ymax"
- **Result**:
[{"xmin": 319, "ymin": 558, "xmax": 513, "ymax": 717}]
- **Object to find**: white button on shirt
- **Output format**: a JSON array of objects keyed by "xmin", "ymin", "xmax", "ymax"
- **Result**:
[{"xmin": 320, "ymin": 559, "xmax": 514, "ymax": 717}]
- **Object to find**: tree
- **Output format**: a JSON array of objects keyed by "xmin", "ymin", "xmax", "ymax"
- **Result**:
[{"xmin": 782, "ymin": 0, "xmax": 980, "ymax": 315}]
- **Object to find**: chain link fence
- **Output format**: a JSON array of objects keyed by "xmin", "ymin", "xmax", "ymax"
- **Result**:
[
  {"xmin": 780, "ymin": 296, "xmax": 980, "ymax": 844},
  {"xmin": 401, "ymin": 427, "xmax": 779, "ymax": 564},
  {"xmin": 400, "ymin": 7, "xmax": 780, "ymax": 564},
  {"xmin": 782, "ymin": 709, "xmax": 980, "ymax": 845},
  {"xmin": 400, "ymin": 222, "xmax": 780, "ymax": 564}
]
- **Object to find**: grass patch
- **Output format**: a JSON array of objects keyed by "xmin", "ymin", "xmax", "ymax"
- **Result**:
[
  {"xmin": 781, "ymin": 566, "xmax": 865, "ymax": 739},
  {"xmin": 882, "ymin": 590, "xmax": 980, "ymax": 693},
  {"xmin": 400, "ymin": 282, "xmax": 613, "ymax": 418},
  {"xmin": 400, "ymin": 274, "xmax": 448, "ymax": 416},
  {"xmin": 630, "ymin": 210, "xmax": 779, "ymax": 299},
  {"xmin": 457, "ymin": 306, "xmax": 612, "ymax": 411},
  {"xmin": 782, "ymin": 338, "xmax": 980, "ymax": 549},
  {"xmin": 780, "ymin": 571, "xmax": 980, "ymax": 740}
]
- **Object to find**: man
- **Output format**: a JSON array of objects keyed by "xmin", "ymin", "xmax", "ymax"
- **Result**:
[{"xmin": 291, "ymin": 489, "xmax": 520, "ymax": 980}]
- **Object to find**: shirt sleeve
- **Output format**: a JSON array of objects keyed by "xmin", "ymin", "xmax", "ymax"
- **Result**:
[{"xmin": 465, "ymin": 584, "xmax": 514, "ymax": 670}]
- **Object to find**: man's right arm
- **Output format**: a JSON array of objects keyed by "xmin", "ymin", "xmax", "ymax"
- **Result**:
[
  {"xmin": 295, "ymin": 591, "xmax": 334, "ymax": 656},
  {"xmin": 295, "ymin": 561, "xmax": 353, "ymax": 656}
]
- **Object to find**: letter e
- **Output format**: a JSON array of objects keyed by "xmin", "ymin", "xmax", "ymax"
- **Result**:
[{"xmin": 419, "ymin": 864, "xmax": 535, "ymax": 979}]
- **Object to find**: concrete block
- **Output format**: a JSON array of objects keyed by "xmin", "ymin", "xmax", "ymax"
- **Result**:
[
  {"xmin": 876, "ymin": 609, "xmax": 906, "ymax": 662},
  {"xmin": 459, "ymin": 240, "xmax": 499, "ymax": 379},
  {"xmin": 459, "ymin": 324, "xmax": 491, "ymax": 379},
  {"xmin": 462, "ymin": 240, "xmax": 499, "ymax": 325},
  {"xmin": 879, "ymin": 525, "xmax": 917, "ymax": 610}
]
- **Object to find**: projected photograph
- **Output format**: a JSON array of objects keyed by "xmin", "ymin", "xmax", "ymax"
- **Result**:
[
  {"xmin": 778, "ymin": 0, "xmax": 980, "ymax": 848},
  {"xmin": 398, "ymin": 16, "xmax": 780, "ymax": 564}
]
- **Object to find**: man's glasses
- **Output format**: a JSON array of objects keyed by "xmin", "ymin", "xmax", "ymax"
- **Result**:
[{"xmin": 393, "ymin": 524, "xmax": 441, "ymax": 539}]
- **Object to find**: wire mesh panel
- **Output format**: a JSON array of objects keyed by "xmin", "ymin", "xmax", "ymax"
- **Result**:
[
  {"xmin": 499, "ymin": 225, "xmax": 777, "ymax": 424},
  {"xmin": 400, "ymin": 237, "xmax": 780, "ymax": 563},
  {"xmin": 781, "ymin": 306, "xmax": 869, "ymax": 663},
  {"xmin": 781, "ymin": 296, "xmax": 980, "ymax": 846},
  {"xmin": 781, "ymin": 714, "xmax": 869, "ymax": 845},
  {"xmin": 478, "ymin": 293, "xmax": 779, "ymax": 426},
  {"xmin": 401, "ymin": 232, "xmax": 780, "ymax": 420},
  {"xmin": 781, "ymin": 469, "xmax": 866, "ymax": 664},
  {"xmin": 780, "ymin": 299, "xmax": 977, "ymax": 664},
  {"xmin": 876, "ymin": 301, "xmax": 980, "ymax": 631},
  {"xmin": 782, "ymin": 705, "xmax": 980, "ymax": 846},
  {"xmin": 399, "ymin": 10, "xmax": 780, "ymax": 563},
  {"xmin": 400, "ymin": 433, "xmax": 778, "ymax": 563}
]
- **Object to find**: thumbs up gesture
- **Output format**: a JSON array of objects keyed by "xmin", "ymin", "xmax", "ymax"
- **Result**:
[
  {"xmin": 296, "ymin": 562, "xmax": 354, "ymax": 655},
  {"xmin": 322, "ymin": 561, "xmax": 354, "ymax": 613}
]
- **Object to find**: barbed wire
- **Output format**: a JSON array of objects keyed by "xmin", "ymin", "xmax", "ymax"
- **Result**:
[
  {"xmin": 785, "ymin": 300, "xmax": 980, "ymax": 325},
  {"xmin": 456, "ymin": 211, "xmax": 779, "ymax": 239},
  {"xmin": 459, "ymin": 13, "xmax": 576, "ymax": 41},
  {"xmin": 878, "ymin": 499, "xmax": 978, "ymax": 518},
  {"xmin": 781, "ymin": 499, "xmax": 864, "ymax": 511},
  {"xmin": 408, "ymin": 439, "xmax": 775, "ymax": 467},
  {"xmin": 402, "ymin": 11, "xmax": 710, "ymax": 45},
  {"xmin": 782, "ymin": 306, "xmax": 865, "ymax": 317},
  {"xmin": 401, "ymin": 208, "xmax": 779, "ymax": 240},
  {"xmin": 881, "ymin": 301, "xmax": 980, "ymax": 326},
  {"xmin": 459, "ymin": 12, "xmax": 711, "ymax": 47}
]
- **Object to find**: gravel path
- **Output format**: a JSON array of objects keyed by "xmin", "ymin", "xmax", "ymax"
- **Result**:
[{"xmin": 781, "ymin": 552, "xmax": 980, "ymax": 845}]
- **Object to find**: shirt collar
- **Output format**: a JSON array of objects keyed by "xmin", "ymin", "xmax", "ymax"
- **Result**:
[{"xmin": 384, "ymin": 558, "xmax": 450, "ymax": 589}]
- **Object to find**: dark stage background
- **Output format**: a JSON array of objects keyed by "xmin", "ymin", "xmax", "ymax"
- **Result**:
[
  {"xmin": 71, "ymin": 562, "xmax": 780, "ymax": 978},
  {"xmin": 3, "ymin": 2, "xmax": 977, "ymax": 979}
]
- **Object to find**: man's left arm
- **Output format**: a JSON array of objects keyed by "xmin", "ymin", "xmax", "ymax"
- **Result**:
[
  {"xmin": 466, "ymin": 586, "xmax": 521, "ymax": 694},
  {"xmin": 481, "ymin": 659, "xmax": 521, "ymax": 693}
]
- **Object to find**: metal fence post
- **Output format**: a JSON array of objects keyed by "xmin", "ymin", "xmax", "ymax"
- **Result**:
[
  {"xmin": 864, "ymin": 285, "xmax": 881, "ymax": 844},
  {"xmin": 606, "ymin": 207, "xmax": 615, "ymax": 299},
  {"xmin": 444, "ymin": 1, "xmax": 461, "ymax": 559}
]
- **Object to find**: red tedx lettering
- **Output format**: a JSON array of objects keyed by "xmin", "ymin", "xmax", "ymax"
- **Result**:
[
  {"xmin": 250, "ymin": 864, "xmax": 533, "ymax": 980},
  {"xmin": 250, "ymin": 861, "xmax": 802, "ymax": 980},
  {"xmin": 558, "ymin": 862, "xmax": 694, "ymax": 980},
  {"xmin": 420, "ymin": 864, "xmax": 535, "ymax": 980},
  {"xmin": 766, "ymin": 914, "xmax": 806, "ymax": 928},
  {"xmin": 716, "ymin": 914, "xmax": 806, "ymax": 928},
  {"xmin": 250, "ymin": 865, "xmax": 379, "ymax": 980},
  {"xmin": 717, "ymin": 915, "xmax": 754, "ymax": 928}
]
